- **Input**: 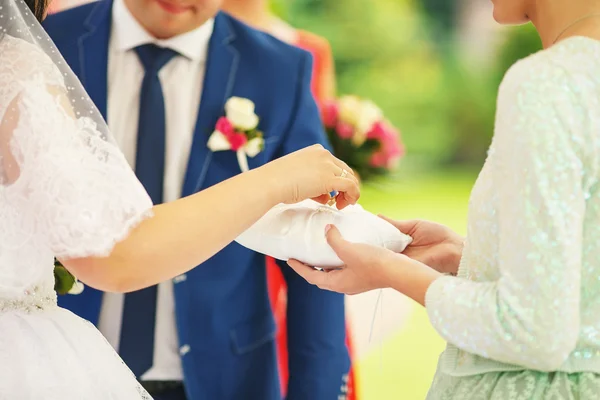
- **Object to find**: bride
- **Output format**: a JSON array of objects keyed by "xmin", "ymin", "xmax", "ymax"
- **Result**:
[{"xmin": 0, "ymin": 0, "xmax": 359, "ymax": 397}]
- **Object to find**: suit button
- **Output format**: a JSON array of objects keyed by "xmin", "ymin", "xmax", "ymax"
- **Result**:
[
  {"xmin": 338, "ymin": 396, "xmax": 347, "ymax": 400},
  {"xmin": 173, "ymin": 274, "xmax": 187, "ymax": 283},
  {"xmin": 341, "ymin": 373, "xmax": 349, "ymax": 383},
  {"xmin": 179, "ymin": 344, "xmax": 191, "ymax": 355}
]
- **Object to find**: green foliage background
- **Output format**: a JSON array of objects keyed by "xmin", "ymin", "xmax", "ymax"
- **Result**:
[{"xmin": 271, "ymin": 0, "xmax": 543, "ymax": 169}]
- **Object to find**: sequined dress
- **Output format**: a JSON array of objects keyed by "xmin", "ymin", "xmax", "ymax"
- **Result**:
[
  {"xmin": 0, "ymin": 35, "xmax": 153, "ymax": 398},
  {"xmin": 425, "ymin": 37, "xmax": 600, "ymax": 399}
]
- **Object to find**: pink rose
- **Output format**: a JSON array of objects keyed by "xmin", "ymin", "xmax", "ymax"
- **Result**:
[
  {"xmin": 336, "ymin": 122, "xmax": 354, "ymax": 139},
  {"xmin": 228, "ymin": 133, "xmax": 248, "ymax": 151},
  {"xmin": 383, "ymin": 137, "xmax": 403, "ymax": 160},
  {"xmin": 321, "ymin": 102, "xmax": 339, "ymax": 129},
  {"xmin": 369, "ymin": 125, "xmax": 405, "ymax": 169},
  {"xmin": 367, "ymin": 121, "xmax": 386, "ymax": 140},
  {"xmin": 379, "ymin": 124, "xmax": 402, "ymax": 151},
  {"xmin": 369, "ymin": 151, "xmax": 387, "ymax": 168},
  {"xmin": 382, "ymin": 139, "xmax": 404, "ymax": 168},
  {"xmin": 386, "ymin": 147, "xmax": 403, "ymax": 168},
  {"xmin": 216, "ymin": 117, "xmax": 235, "ymax": 137}
]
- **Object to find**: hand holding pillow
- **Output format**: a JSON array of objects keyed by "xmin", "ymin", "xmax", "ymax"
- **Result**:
[{"xmin": 235, "ymin": 200, "xmax": 412, "ymax": 268}]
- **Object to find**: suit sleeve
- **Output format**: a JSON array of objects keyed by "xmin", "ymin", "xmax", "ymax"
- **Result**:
[{"xmin": 275, "ymin": 52, "xmax": 350, "ymax": 400}]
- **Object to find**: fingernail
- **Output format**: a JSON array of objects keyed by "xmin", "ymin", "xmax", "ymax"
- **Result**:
[{"xmin": 324, "ymin": 224, "xmax": 332, "ymax": 236}]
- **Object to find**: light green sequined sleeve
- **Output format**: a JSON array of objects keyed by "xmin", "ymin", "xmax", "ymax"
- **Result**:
[{"xmin": 425, "ymin": 60, "xmax": 591, "ymax": 371}]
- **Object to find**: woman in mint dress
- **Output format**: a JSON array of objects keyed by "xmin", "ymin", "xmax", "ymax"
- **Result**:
[{"xmin": 288, "ymin": 0, "xmax": 600, "ymax": 398}]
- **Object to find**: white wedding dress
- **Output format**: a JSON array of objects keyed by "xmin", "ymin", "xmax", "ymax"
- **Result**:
[{"xmin": 0, "ymin": 17, "xmax": 154, "ymax": 400}]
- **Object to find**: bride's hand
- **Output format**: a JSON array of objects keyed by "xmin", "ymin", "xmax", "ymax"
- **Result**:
[{"xmin": 262, "ymin": 144, "xmax": 360, "ymax": 209}]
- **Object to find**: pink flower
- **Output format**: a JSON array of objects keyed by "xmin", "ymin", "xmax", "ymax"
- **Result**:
[
  {"xmin": 369, "ymin": 124, "xmax": 405, "ymax": 169},
  {"xmin": 216, "ymin": 116, "xmax": 249, "ymax": 151},
  {"xmin": 367, "ymin": 121, "xmax": 387, "ymax": 140},
  {"xmin": 336, "ymin": 122, "xmax": 354, "ymax": 139},
  {"xmin": 228, "ymin": 133, "xmax": 248, "ymax": 151},
  {"xmin": 384, "ymin": 136, "xmax": 403, "ymax": 159},
  {"xmin": 383, "ymin": 139, "xmax": 404, "ymax": 168},
  {"xmin": 369, "ymin": 151, "xmax": 387, "ymax": 168},
  {"xmin": 216, "ymin": 117, "xmax": 235, "ymax": 137},
  {"xmin": 321, "ymin": 101, "xmax": 339, "ymax": 129}
]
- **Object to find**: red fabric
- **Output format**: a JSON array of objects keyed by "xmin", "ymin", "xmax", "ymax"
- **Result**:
[
  {"xmin": 268, "ymin": 258, "xmax": 358, "ymax": 399},
  {"xmin": 267, "ymin": 30, "xmax": 358, "ymax": 400}
]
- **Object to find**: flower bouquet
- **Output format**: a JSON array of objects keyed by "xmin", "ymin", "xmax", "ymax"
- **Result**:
[{"xmin": 322, "ymin": 95, "xmax": 405, "ymax": 181}]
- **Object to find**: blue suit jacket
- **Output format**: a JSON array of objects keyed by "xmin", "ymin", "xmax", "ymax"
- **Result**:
[{"xmin": 44, "ymin": 4, "xmax": 349, "ymax": 400}]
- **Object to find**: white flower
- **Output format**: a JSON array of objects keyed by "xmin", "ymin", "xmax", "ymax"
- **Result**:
[
  {"xmin": 225, "ymin": 97, "xmax": 259, "ymax": 131},
  {"xmin": 68, "ymin": 280, "xmax": 85, "ymax": 295},
  {"xmin": 356, "ymin": 100, "xmax": 383, "ymax": 135},
  {"xmin": 337, "ymin": 95, "xmax": 362, "ymax": 126},
  {"xmin": 244, "ymin": 137, "xmax": 264, "ymax": 158},
  {"xmin": 352, "ymin": 100, "xmax": 383, "ymax": 146},
  {"xmin": 207, "ymin": 130, "xmax": 230, "ymax": 152}
]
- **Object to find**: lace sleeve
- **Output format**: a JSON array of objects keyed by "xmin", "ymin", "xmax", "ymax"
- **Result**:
[
  {"xmin": 425, "ymin": 59, "xmax": 590, "ymax": 371},
  {"xmin": 0, "ymin": 36, "xmax": 153, "ymax": 259}
]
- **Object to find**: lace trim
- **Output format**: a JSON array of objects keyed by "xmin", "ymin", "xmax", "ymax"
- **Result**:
[{"xmin": 53, "ymin": 207, "xmax": 155, "ymax": 260}]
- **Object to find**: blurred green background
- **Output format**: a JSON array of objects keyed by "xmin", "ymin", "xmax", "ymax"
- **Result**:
[
  {"xmin": 271, "ymin": 0, "xmax": 542, "ymax": 398},
  {"xmin": 273, "ymin": 0, "xmax": 542, "ymax": 168}
]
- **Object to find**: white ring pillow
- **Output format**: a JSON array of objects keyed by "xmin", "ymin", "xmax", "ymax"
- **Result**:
[{"xmin": 235, "ymin": 200, "xmax": 412, "ymax": 268}]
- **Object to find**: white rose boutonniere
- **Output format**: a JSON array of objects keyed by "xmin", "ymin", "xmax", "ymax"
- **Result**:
[
  {"xmin": 225, "ymin": 97, "xmax": 260, "ymax": 131},
  {"xmin": 207, "ymin": 97, "xmax": 265, "ymax": 172}
]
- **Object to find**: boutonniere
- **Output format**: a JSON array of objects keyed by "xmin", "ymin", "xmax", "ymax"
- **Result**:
[
  {"xmin": 207, "ymin": 97, "xmax": 265, "ymax": 172},
  {"xmin": 54, "ymin": 259, "xmax": 84, "ymax": 295}
]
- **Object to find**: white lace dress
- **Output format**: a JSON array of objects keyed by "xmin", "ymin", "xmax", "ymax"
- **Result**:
[{"xmin": 0, "ymin": 36, "xmax": 153, "ymax": 398}]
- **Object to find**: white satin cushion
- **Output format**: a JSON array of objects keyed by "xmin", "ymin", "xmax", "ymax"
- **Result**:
[{"xmin": 235, "ymin": 200, "xmax": 412, "ymax": 268}]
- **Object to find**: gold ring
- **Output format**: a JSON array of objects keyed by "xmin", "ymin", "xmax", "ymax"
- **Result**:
[{"xmin": 340, "ymin": 169, "xmax": 348, "ymax": 178}]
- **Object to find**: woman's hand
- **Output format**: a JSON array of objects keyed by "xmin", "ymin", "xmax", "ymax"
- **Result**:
[
  {"xmin": 287, "ymin": 225, "xmax": 441, "ymax": 305},
  {"xmin": 288, "ymin": 224, "xmax": 396, "ymax": 294},
  {"xmin": 261, "ymin": 144, "xmax": 360, "ymax": 209},
  {"xmin": 381, "ymin": 217, "xmax": 464, "ymax": 275}
]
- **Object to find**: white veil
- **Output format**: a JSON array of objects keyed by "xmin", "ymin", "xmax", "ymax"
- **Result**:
[
  {"xmin": 0, "ymin": 0, "xmax": 152, "ymax": 289},
  {"xmin": 0, "ymin": 0, "xmax": 114, "ymax": 146}
]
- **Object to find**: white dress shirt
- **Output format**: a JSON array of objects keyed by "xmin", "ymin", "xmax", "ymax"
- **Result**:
[{"xmin": 98, "ymin": 0, "xmax": 214, "ymax": 381}]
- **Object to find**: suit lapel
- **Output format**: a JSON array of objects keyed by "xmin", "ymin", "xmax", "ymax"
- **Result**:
[
  {"xmin": 78, "ymin": 0, "xmax": 112, "ymax": 119},
  {"xmin": 182, "ymin": 13, "xmax": 240, "ymax": 197}
]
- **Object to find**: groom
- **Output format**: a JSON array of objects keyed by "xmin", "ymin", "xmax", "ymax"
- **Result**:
[{"xmin": 43, "ymin": 1, "xmax": 350, "ymax": 399}]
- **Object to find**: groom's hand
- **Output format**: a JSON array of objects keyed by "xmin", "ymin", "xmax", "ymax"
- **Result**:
[{"xmin": 380, "ymin": 216, "xmax": 464, "ymax": 275}]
